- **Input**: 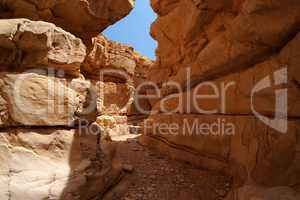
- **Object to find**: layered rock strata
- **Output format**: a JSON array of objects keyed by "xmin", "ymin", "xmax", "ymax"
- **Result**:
[
  {"xmin": 142, "ymin": 0, "xmax": 300, "ymax": 199},
  {"xmin": 0, "ymin": 0, "xmax": 135, "ymax": 39},
  {"xmin": 0, "ymin": 128, "xmax": 122, "ymax": 200},
  {"xmin": 0, "ymin": 1, "xmax": 154, "ymax": 199},
  {"xmin": 83, "ymin": 35, "xmax": 154, "ymax": 139},
  {"xmin": 0, "ymin": 18, "xmax": 125, "ymax": 199},
  {"xmin": 0, "ymin": 19, "xmax": 86, "ymax": 76}
]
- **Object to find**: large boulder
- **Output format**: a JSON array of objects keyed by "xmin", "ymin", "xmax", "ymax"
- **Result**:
[
  {"xmin": 0, "ymin": 128, "xmax": 122, "ymax": 200},
  {"xmin": 0, "ymin": 0, "xmax": 135, "ymax": 39},
  {"xmin": 0, "ymin": 73, "xmax": 91, "ymax": 127},
  {"xmin": 0, "ymin": 19, "xmax": 86, "ymax": 77}
]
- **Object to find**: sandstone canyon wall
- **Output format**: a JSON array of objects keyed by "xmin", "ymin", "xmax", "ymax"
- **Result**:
[
  {"xmin": 0, "ymin": 0, "xmax": 300, "ymax": 200},
  {"xmin": 0, "ymin": 0, "xmax": 134, "ymax": 39},
  {"xmin": 0, "ymin": 1, "xmax": 153, "ymax": 199},
  {"xmin": 141, "ymin": 0, "xmax": 300, "ymax": 199}
]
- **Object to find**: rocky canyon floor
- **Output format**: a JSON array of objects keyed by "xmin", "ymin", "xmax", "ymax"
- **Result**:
[{"xmin": 100, "ymin": 136, "xmax": 232, "ymax": 200}]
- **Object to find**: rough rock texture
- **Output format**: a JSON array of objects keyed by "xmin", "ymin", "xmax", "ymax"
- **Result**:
[
  {"xmin": 0, "ymin": 128, "xmax": 122, "ymax": 200},
  {"xmin": 0, "ymin": 19, "xmax": 86, "ymax": 76},
  {"xmin": 0, "ymin": 1, "xmax": 143, "ymax": 197},
  {"xmin": 83, "ymin": 35, "xmax": 153, "ymax": 79},
  {"xmin": 142, "ymin": 0, "xmax": 300, "ymax": 198},
  {"xmin": 4, "ymin": 0, "xmax": 300, "ymax": 199},
  {"xmin": 84, "ymin": 35, "xmax": 137, "ymax": 77},
  {"xmin": 151, "ymin": 33, "xmax": 300, "ymax": 117},
  {"xmin": 141, "ymin": 114, "xmax": 300, "ymax": 187},
  {"xmin": 226, "ymin": 185, "xmax": 300, "ymax": 200},
  {"xmin": 150, "ymin": 0, "xmax": 300, "ymax": 90},
  {"xmin": 0, "ymin": 0, "xmax": 135, "ymax": 39},
  {"xmin": 82, "ymin": 35, "xmax": 154, "ymax": 118},
  {"xmin": 94, "ymin": 81, "xmax": 134, "ymax": 115},
  {"xmin": 96, "ymin": 115, "xmax": 130, "ymax": 140},
  {"xmin": 0, "ymin": 73, "xmax": 90, "ymax": 127}
]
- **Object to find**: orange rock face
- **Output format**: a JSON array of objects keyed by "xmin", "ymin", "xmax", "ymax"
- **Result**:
[
  {"xmin": 0, "ymin": 0, "xmax": 299, "ymax": 199},
  {"xmin": 0, "ymin": 0, "xmax": 134, "ymax": 39},
  {"xmin": 0, "ymin": 19, "xmax": 86, "ymax": 76},
  {"xmin": 151, "ymin": 33, "xmax": 300, "ymax": 117},
  {"xmin": 83, "ymin": 35, "xmax": 144, "ymax": 77},
  {"xmin": 150, "ymin": 0, "xmax": 300, "ymax": 89},
  {"xmin": 83, "ymin": 35, "xmax": 154, "ymax": 117},
  {"xmin": 141, "ymin": 114, "xmax": 300, "ymax": 187},
  {"xmin": 0, "ymin": 1, "xmax": 154, "ymax": 200},
  {"xmin": 142, "ymin": 0, "xmax": 300, "ymax": 195}
]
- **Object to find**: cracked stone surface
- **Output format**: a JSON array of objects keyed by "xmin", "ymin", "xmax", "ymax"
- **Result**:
[
  {"xmin": 0, "ymin": 0, "xmax": 135, "ymax": 39},
  {"xmin": 0, "ymin": 19, "xmax": 86, "ymax": 77}
]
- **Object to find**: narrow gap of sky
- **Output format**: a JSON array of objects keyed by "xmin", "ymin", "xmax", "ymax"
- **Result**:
[{"xmin": 103, "ymin": 0, "xmax": 157, "ymax": 60}]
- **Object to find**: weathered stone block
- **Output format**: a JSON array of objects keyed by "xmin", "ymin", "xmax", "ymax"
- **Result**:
[
  {"xmin": 0, "ymin": 19, "xmax": 86, "ymax": 76},
  {"xmin": 0, "ymin": 73, "xmax": 90, "ymax": 127}
]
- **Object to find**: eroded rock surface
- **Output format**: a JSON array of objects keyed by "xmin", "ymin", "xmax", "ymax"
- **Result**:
[
  {"xmin": 226, "ymin": 185, "xmax": 300, "ymax": 200},
  {"xmin": 150, "ymin": 0, "xmax": 300, "ymax": 90},
  {"xmin": 96, "ymin": 115, "xmax": 130, "ymax": 140},
  {"xmin": 84, "ymin": 35, "xmax": 137, "ymax": 77},
  {"xmin": 0, "ymin": 128, "xmax": 122, "ymax": 200},
  {"xmin": 142, "ymin": 0, "xmax": 300, "ymax": 198},
  {"xmin": 0, "ymin": 19, "xmax": 86, "ymax": 76},
  {"xmin": 151, "ymin": 33, "xmax": 300, "ymax": 117},
  {"xmin": 83, "ymin": 35, "xmax": 154, "ymax": 117},
  {"xmin": 141, "ymin": 114, "xmax": 300, "ymax": 187},
  {"xmin": 94, "ymin": 81, "xmax": 134, "ymax": 115},
  {"xmin": 1, "ymin": 0, "xmax": 299, "ymax": 199},
  {"xmin": 0, "ymin": 1, "xmax": 145, "ymax": 199},
  {"xmin": 0, "ymin": 73, "xmax": 90, "ymax": 127},
  {"xmin": 0, "ymin": 0, "xmax": 135, "ymax": 39},
  {"xmin": 83, "ymin": 35, "xmax": 153, "ymax": 78}
]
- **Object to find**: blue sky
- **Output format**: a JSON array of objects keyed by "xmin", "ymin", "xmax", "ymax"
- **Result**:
[{"xmin": 103, "ymin": 0, "xmax": 157, "ymax": 60}]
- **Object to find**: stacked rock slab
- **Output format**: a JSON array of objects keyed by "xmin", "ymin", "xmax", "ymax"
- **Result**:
[
  {"xmin": 0, "ymin": 0, "xmax": 140, "ymax": 199},
  {"xmin": 0, "ymin": 0, "xmax": 135, "ymax": 39},
  {"xmin": 0, "ymin": 128, "xmax": 123, "ymax": 200},
  {"xmin": 0, "ymin": 19, "xmax": 86, "ymax": 77},
  {"xmin": 0, "ymin": 72, "xmax": 89, "ymax": 127},
  {"xmin": 0, "ymin": 18, "xmax": 124, "ymax": 200},
  {"xmin": 83, "ymin": 35, "xmax": 154, "ymax": 139},
  {"xmin": 141, "ymin": 0, "xmax": 300, "ymax": 199}
]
